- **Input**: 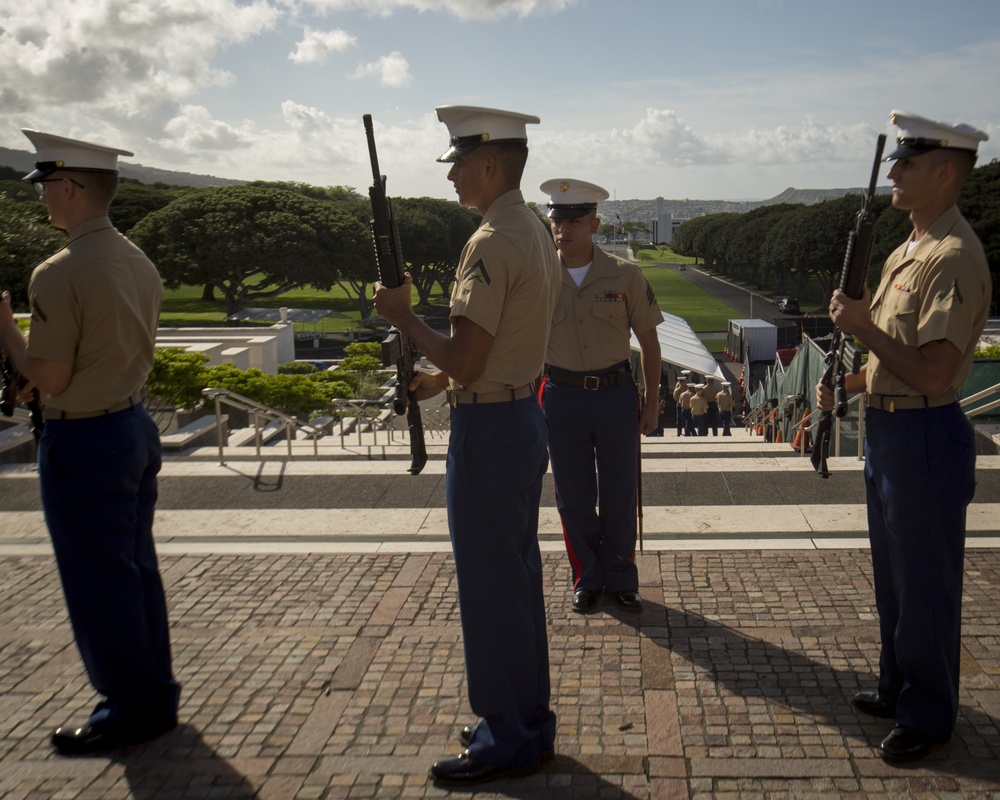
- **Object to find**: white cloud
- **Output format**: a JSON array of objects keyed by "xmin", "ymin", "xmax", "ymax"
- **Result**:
[
  {"xmin": 715, "ymin": 118, "xmax": 875, "ymax": 166},
  {"xmin": 0, "ymin": 0, "xmax": 280, "ymax": 140},
  {"xmin": 351, "ymin": 52, "xmax": 413, "ymax": 88},
  {"xmin": 288, "ymin": 28, "xmax": 357, "ymax": 64},
  {"xmin": 297, "ymin": 0, "xmax": 579, "ymax": 20},
  {"xmin": 162, "ymin": 106, "xmax": 253, "ymax": 152}
]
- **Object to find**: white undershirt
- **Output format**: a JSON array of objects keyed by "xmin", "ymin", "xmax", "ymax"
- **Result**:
[{"xmin": 566, "ymin": 263, "xmax": 591, "ymax": 287}]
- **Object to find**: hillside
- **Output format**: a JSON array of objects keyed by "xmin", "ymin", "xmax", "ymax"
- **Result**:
[
  {"xmin": 0, "ymin": 146, "xmax": 242, "ymax": 189},
  {"xmin": 1, "ymin": 143, "xmax": 884, "ymax": 202},
  {"xmin": 763, "ymin": 185, "xmax": 892, "ymax": 205}
]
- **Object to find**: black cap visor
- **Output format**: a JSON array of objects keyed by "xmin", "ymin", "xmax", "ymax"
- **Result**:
[
  {"xmin": 23, "ymin": 160, "xmax": 65, "ymax": 181},
  {"xmin": 546, "ymin": 203, "xmax": 598, "ymax": 220},
  {"xmin": 884, "ymin": 136, "xmax": 977, "ymax": 161},
  {"xmin": 436, "ymin": 134, "xmax": 527, "ymax": 163}
]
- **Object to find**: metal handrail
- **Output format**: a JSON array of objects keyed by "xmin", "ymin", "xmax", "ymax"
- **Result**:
[
  {"xmin": 961, "ymin": 381, "xmax": 1000, "ymax": 418},
  {"xmin": 201, "ymin": 387, "xmax": 323, "ymax": 465}
]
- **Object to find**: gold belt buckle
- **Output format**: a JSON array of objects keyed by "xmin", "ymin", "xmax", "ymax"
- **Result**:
[{"xmin": 583, "ymin": 375, "xmax": 600, "ymax": 391}]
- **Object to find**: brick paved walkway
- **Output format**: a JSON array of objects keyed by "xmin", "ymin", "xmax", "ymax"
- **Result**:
[{"xmin": 2, "ymin": 548, "xmax": 999, "ymax": 799}]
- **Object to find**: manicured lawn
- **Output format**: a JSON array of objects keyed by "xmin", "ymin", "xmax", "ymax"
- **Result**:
[
  {"xmin": 161, "ymin": 260, "xmax": 737, "ymax": 344},
  {"xmin": 160, "ymin": 283, "xmax": 368, "ymax": 331},
  {"xmin": 640, "ymin": 267, "xmax": 742, "ymax": 333}
]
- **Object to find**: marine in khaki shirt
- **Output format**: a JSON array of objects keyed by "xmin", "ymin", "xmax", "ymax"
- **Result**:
[
  {"xmin": 374, "ymin": 106, "xmax": 559, "ymax": 784},
  {"xmin": 27, "ymin": 217, "xmax": 162, "ymax": 414},
  {"xmin": 545, "ymin": 245, "xmax": 664, "ymax": 374},
  {"xmin": 537, "ymin": 178, "xmax": 663, "ymax": 616},
  {"xmin": 865, "ymin": 203, "xmax": 989, "ymax": 403},
  {"xmin": 817, "ymin": 110, "xmax": 990, "ymax": 762},
  {"xmin": 449, "ymin": 190, "xmax": 559, "ymax": 394}
]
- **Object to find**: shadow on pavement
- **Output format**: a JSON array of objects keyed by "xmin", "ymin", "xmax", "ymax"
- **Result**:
[
  {"xmin": 114, "ymin": 724, "xmax": 256, "ymax": 799},
  {"xmin": 613, "ymin": 597, "xmax": 1000, "ymax": 779}
]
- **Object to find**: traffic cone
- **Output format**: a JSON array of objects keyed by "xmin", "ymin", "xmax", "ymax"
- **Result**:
[{"xmin": 791, "ymin": 409, "xmax": 810, "ymax": 452}]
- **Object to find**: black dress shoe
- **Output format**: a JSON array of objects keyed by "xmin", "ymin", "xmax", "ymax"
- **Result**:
[
  {"xmin": 458, "ymin": 726, "xmax": 555, "ymax": 762},
  {"xmin": 431, "ymin": 750, "xmax": 540, "ymax": 785},
  {"xmin": 51, "ymin": 726, "xmax": 118, "ymax": 756},
  {"xmin": 852, "ymin": 690, "xmax": 897, "ymax": 719},
  {"xmin": 879, "ymin": 725, "xmax": 940, "ymax": 762},
  {"xmin": 614, "ymin": 590, "xmax": 642, "ymax": 611},
  {"xmin": 51, "ymin": 715, "xmax": 177, "ymax": 756},
  {"xmin": 571, "ymin": 589, "xmax": 598, "ymax": 614}
]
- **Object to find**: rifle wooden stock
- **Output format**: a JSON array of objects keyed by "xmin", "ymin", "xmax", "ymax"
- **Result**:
[
  {"xmin": 812, "ymin": 134, "xmax": 886, "ymax": 478},
  {"xmin": 364, "ymin": 114, "xmax": 428, "ymax": 476}
]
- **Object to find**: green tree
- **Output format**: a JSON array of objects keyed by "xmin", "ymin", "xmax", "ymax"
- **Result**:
[
  {"xmin": 762, "ymin": 196, "xmax": 859, "ymax": 302},
  {"xmin": 147, "ymin": 347, "xmax": 212, "ymax": 411},
  {"xmin": 959, "ymin": 158, "xmax": 1000, "ymax": 312},
  {"xmin": 245, "ymin": 181, "xmax": 363, "ymax": 203},
  {"xmin": 129, "ymin": 186, "xmax": 370, "ymax": 316},
  {"xmin": 691, "ymin": 213, "xmax": 739, "ymax": 270},
  {"xmin": 723, "ymin": 204, "xmax": 799, "ymax": 285},
  {"xmin": 671, "ymin": 213, "xmax": 734, "ymax": 265},
  {"xmin": 0, "ymin": 193, "xmax": 66, "ymax": 305},
  {"xmin": 339, "ymin": 341, "xmax": 391, "ymax": 399},
  {"xmin": 111, "ymin": 181, "xmax": 190, "ymax": 234},
  {"xmin": 390, "ymin": 197, "xmax": 479, "ymax": 305}
]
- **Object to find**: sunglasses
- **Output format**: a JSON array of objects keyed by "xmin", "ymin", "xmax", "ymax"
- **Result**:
[{"xmin": 33, "ymin": 177, "xmax": 86, "ymax": 197}]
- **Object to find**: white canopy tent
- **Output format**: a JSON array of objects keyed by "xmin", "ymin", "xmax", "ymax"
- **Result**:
[{"xmin": 629, "ymin": 312, "xmax": 725, "ymax": 379}]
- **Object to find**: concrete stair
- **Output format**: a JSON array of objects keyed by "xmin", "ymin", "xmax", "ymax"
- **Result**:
[{"xmin": 2, "ymin": 425, "xmax": 999, "ymax": 555}]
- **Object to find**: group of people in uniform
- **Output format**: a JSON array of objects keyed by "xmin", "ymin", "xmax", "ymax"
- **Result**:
[
  {"xmin": 672, "ymin": 372, "xmax": 736, "ymax": 437},
  {"xmin": 0, "ymin": 102, "xmax": 991, "ymax": 781}
]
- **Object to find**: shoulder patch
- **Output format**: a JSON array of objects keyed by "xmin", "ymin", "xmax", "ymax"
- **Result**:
[
  {"xmin": 937, "ymin": 279, "xmax": 964, "ymax": 306},
  {"xmin": 645, "ymin": 281, "xmax": 657, "ymax": 307},
  {"xmin": 465, "ymin": 258, "xmax": 492, "ymax": 287},
  {"xmin": 31, "ymin": 300, "xmax": 47, "ymax": 324}
]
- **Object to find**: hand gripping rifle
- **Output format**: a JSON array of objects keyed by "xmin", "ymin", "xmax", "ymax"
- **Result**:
[
  {"xmin": 811, "ymin": 133, "xmax": 886, "ymax": 478},
  {"xmin": 0, "ymin": 343, "xmax": 44, "ymax": 442},
  {"xmin": 364, "ymin": 114, "xmax": 428, "ymax": 476}
]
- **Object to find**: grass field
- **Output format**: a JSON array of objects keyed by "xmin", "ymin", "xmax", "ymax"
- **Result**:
[
  {"xmin": 640, "ymin": 266, "xmax": 742, "ymax": 333},
  {"xmin": 160, "ymin": 253, "xmax": 738, "ymax": 352},
  {"xmin": 160, "ymin": 283, "xmax": 370, "ymax": 331}
]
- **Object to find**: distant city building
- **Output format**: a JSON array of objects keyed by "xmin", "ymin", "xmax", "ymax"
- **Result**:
[{"xmin": 649, "ymin": 197, "xmax": 689, "ymax": 243}]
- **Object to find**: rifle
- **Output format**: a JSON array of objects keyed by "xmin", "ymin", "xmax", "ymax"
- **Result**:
[
  {"xmin": 811, "ymin": 133, "xmax": 886, "ymax": 478},
  {"xmin": 0, "ymin": 341, "xmax": 44, "ymax": 442},
  {"xmin": 363, "ymin": 114, "xmax": 428, "ymax": 476}
]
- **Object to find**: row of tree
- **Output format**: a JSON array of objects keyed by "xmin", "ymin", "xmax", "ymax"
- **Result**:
[
  {"xmin": 670, "ymin": 160, "xmax": 1000, "ymax": 310},
  {"xmin": 4, "ymin": 160, "xmax": 998, "ymax": 317},
  {"xmin": 0, "ymin": 168, "xmax": 482, "ymax": 318}
]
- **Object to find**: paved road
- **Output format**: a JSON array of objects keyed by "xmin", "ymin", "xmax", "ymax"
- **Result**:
[{"xmin": 656, "ymin": 263, "xmax": 804, "ymax": 328}]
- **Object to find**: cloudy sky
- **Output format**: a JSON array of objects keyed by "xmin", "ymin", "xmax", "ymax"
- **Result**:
[{"xmin": 1, "ymin": 0, "xmax": 998, "ymax": 204}]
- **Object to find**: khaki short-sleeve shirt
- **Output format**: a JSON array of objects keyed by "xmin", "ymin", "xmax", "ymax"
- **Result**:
[
  {"xmin": 449, "ymin": 190, "xmax": 561, "ymax": 393},
  {"xmin": 545, "ymin": 246, "xmax": 663, "ymax": 371},
  {"xmin": 672, "ymin": 381, "xmax": 688, "ymax": 402},
  {"xmin": 866, "ymin": 205, "xmax": 991, "ymax": 397},
  {"xmin": 678, "ymin": 388, "xmax": 694, "ymax": 410},
  {"xmin": 717, "ymin": 392, "xmax": 734, "ymax": 412},
  {"xmin": 689, "ymin": 395, "xmax": 708, "ymax": 416},
  {"xmin": 27, "ymin": 217, "xmax": 163, "ymax": 413}
]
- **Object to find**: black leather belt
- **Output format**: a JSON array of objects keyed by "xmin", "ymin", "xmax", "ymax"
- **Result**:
[
  {"xmin": 544, "ymin": 364, "xmax": 631, "ymax": 390},
  {"xmin": 866, "ymin": 392, "xmax": 957, "ymax": 412}
]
